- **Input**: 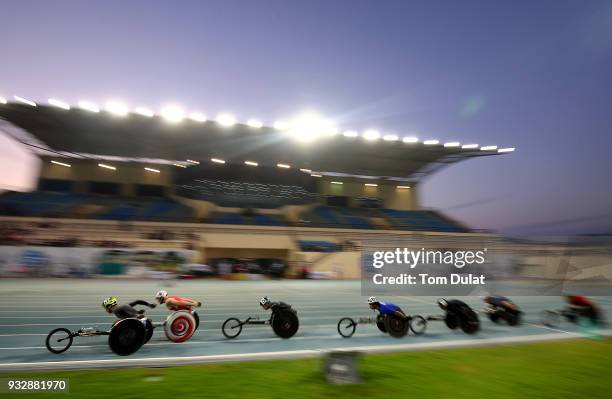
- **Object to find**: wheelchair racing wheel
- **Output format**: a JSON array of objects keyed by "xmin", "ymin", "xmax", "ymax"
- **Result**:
[
  {"xmin": 409, "ymin": 315, "xmax": 427, "ymax": 335},
  {"xmin": 164, "ymin": 311, "xmax": 197, "ymax": 343},
  {"xmin": 143, "ymin": 318, "xmax": 154, "ymax": 344},
  {"xmin": 384, "ymin": 314, "xmax": 409, "ymax": 338},
  {"xmin": 376, "ymin": 315, "xmax": 387, "ymax": 333},
  {"xmin": 222, "ymin": 317, "xmax": 243, "ymax": 339},
  {"xmin": 458, "ymin": 308, "xmax": 480, "ymax": 334},
  {"xmin": 445, "ymin": 313, "xmax": 459, "ymax": 329},
  {"xmin": 46, "ymin": 328, "xmax": 73, "ymax": 354},
  {"xmin": 271, "ymin": 310, "xmax": 299, "ymax": 339},
  {"xmin": 193, "ymin": 311, "xmax": 200, "ymax": 330},
  {"xmin": 108, "ymin": 318, "xmax": 146, "ymax": 356},
  {"xmin": 337, "ymin": 317, "xmax": 357, "ymax": 338}
]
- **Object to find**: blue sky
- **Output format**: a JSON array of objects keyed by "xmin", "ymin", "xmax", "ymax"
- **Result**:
[{"xmin": 1, "ymin": 0, "xmax": 611, "ymax": 235}]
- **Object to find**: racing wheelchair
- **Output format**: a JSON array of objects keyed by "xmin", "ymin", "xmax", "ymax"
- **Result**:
[
  {"xmin": 541, "ymin": 308, "xmax": 602, "ymax": 328},
  {"xmin": 45, "ymin": 317, "xmax": 155, "ymax": 356},
  {"xmin": 45, "ymin": 309, "xmax": 199, "ymax": 355},
  {"xmin": 222, "ymin": 308, "xmax": 299, "ymax": 339},
  {"xmin": 337, "ymin": 313, "xmax": 427, "ymax": 338},
  {"xmin": 427, "ymin": 301, "xmax": 480, "ymax": 334}
]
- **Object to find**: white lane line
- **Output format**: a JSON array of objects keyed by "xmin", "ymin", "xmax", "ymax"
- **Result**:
[
  {"xmin": 2, "ymin": 330, "xmax": 611, "ymax": 371},
  {"xmin": 0, "ymin": 323, "xmax": 343, "ymax": 336},
  {"xmin": 0, "ymin": 332, "xmax": 385, "ymax": 350},
  {"xmin": 524, "ymin": 322, "xmax": 573, "ymax": 334},
  {"xmin": 0, "ymin": 315, "xmax": 368, "ymax": 325}
]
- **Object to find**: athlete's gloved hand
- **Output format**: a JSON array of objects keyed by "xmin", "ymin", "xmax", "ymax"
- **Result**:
[{"xmin": 149, "ymin": 304, "xmax": 157, "ymax": 309}]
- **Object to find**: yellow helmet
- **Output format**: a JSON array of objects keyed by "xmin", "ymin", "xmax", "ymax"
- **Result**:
[{"xmin": 102, "ymin": 296, "xmax": 117, "ymax": 309}]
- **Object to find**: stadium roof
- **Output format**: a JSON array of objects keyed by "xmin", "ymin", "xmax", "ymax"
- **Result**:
[{"xmin": 0, "ymin": 100, "xmax": 514, "ymax": 182}]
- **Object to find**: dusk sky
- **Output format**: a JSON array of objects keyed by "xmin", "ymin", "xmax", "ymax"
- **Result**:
[{"xmin": 1, "ymin": 0, "xmax": 612, "ymax": 236}]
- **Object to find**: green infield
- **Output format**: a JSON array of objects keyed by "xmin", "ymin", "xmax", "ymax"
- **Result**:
[{"xmin": 2, "ymin": 339, "xmax": 610, "ymax": 399}]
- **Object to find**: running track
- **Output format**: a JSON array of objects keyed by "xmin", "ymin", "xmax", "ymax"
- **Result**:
[{"xmin": 0, "ymin": 279, "xmax": 610, "ymax": 371}]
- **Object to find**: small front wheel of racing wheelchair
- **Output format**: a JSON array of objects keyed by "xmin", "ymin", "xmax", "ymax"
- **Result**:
[
  {"xmin": 164, "ymin": 311, "xmax": 197, "ymax": 343},
  {"xmin": 271, "ymin": 310, "xmax": 299, "ymax": 339},
  {"xmin": 222, "ymin": 318, "xmax": 243, "ymax": 339},
  {"xmin": 384, "ymin": 314, "xmax": 409, "ymax": 338},
  {"xmin": 337, "ymin": 317, "xmax": 357, "ymax": 338},
  {"xmin": 108, "ymin": 318, "xmax": 147, "ymax": 356},
  {"xmin": 46, "ymin": 328, "xmax": 73, "ymax": 354},
  {"xmin": 409, "ymin": 315, "xmax": 427, "ymax": 335}
]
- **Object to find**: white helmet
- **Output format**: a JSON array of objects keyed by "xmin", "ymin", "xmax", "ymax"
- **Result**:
[
  {"xmin": 260, "ymin": 296, "xmax": 271, "ymax": 306},
  {"xmin": 367, "ymin": 296, "xmax": 378, "ymax": 304},
  {"xmin": 155, "ymin": 290, "xmax": 168, "ymax": 303}
]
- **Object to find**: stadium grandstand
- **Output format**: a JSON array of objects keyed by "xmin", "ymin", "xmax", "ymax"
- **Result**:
[{"xmin": 0, "ymin": 98, "xmax": 514, "ymax": 277}]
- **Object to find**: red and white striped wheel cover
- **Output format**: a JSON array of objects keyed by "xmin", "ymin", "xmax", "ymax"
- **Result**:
[{"xmin": 164, "ymin": 311, "xmax": 196, "ymax": 342}]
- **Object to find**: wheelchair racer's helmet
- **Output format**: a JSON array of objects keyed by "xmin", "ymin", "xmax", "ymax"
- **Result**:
[
  {"xmin": 155, "ymin": 290, "xmax": 168, "ymax": 303},
  {"xmin": 260, "ymin": 296, "xmax": 271, "ymax": 306},
  {"xmin": 367, "ymin": 296, "xmax": 378, "ymax": 304},
  {"xmin": 102, "ymin": 296, "xmax": 117, "ymax": 309},
  {"xmin": 437, "ymin": 298, "xmax": 448, "ymax": 310}
]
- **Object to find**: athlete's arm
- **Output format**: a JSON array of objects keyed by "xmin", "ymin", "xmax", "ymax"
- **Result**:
[
  {"xmin": 129, "ymin": 299, "xmax": 156, "ymax": 308},
  {"xmin": 166, "ymin": 297, "xmax": 201, "ymax": 308}
]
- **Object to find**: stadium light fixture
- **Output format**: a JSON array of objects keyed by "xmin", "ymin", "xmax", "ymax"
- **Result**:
[
  {"xmin": 397, "ymin": 185, "xmax": 411, "ymax": 189},
  {"xmin": 299, "ymin": 168, "xmax": 312, "ymax": 173},
  {"xmin": 423, "ymin": 140, "xmax": 439, "ymax": 145},
  {"xmin": 462, "ymin": 144, "xmax": 479, "ymax": 149},
  {"xmin": 364, "ymin": 183, "xmax": 378, "ymax": 187},
  {"xmin": 277, "ymin": 163, "xmax": 290, "ymax": 169},
  {"xmin": 105, "ymin": 101, "xmax": 128, "ymax": 116},
  {"xmin": 480, "ymin": 145, "xmax": 498, "ymax": 151},
  {"xmin": 134, "ymin": 107, "xmax": 154, "ymax": 117},
  {"xmin": 363, "ymin": 129, "xmax": 380, "ymax": 141},
  {"xmin": 14, "ymin": 96, "xmax": 37, "ymax": 107},
  {"xmin": 98, "ymin": 163, "xmax": 116, "ymax": 170},
  {"xmin": 173, "ymin": 163, "xmax": 187, "ymax": 168},
  {"xmin": 48, "ymin": 98, "xmax": 70, "ymax": 110},
  {"xmin": 287, "ymin": 112, "xmax": 336, "ymax": 142},
  {"xmin": 211, "ymin": 158, "xmax": 226, "ymax": 164},
  {"xmin": 343, "ymin": 130, "xmax": 358, "ymax": 138},
  {"xmin": 186, "ymin": 159, "xmax": 200, "ymax": 165},
  {"xmin": 78, "ymin": 101, "xmax": 100, "ymax": 113},
  {"xmin": 273, "ymin": 120, "xmax": 289, "ymax": 131},
  {"xmin": 0, "ymin": 97, "xmax": 7, "ymax": 104},
  {"xmin": 311, "ymin": 174, "xmax": 323, "ymax": 177},
  {"xmin": 160, "ymin": 105, "xmax": 185, "ymax": 123},
  {"xmin": 444, "ymin": 142, "xmax": 461, "ymax": 147},
  {"xmin": 51, "ymin": 160, "xmax": 71, "ymax": 168},
  {"xmin": 188, "ymin": 112, "xmax": 207, "ymax": 122},
  {"xmin": 402, "ymin": 136, "xmax": 418, "ymax": 143},
  {"xmin": 383, "ymin": 134, "xmax": 399, "ymax": 142},
  {"xmin": 498, "ymin": 147, "xmax": 515, "ymax": 153},
  {"xmin": 244, "ymin": 160, "xmax": 258, "ymax": 166},
  {"xmin": 331, "ymin": 181, "xmax": 343, "ymax": 185},
  {"xmin": 217, "ymin": 113, "xmax": 236, "ymax": 127},
  {"xmin": 144, "ymin": 167, "xmax": 160, "ymax": 173},
  {"xmin": 247, "ymin": 119, "xmax": 263, "ymax": 129}
]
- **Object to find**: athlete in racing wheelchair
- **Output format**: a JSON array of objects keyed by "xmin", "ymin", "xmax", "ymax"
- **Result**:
[
  {"xmin": 222, "ymin": 296, "xmax": 299, "ymax": 339},
  {"xmin": 428, "ymin": 298, "xmax": 480, "ymax": 334},
  {"xmin": 155, "ymin": 290, "xmax": 202, "ymax": 329},
  {"xmin": 367, "ymin": 296, "xmax": 417, "ymax": 338},
  {"xmin": 483, "ymin": 295, "xmax": 522, "ymax": 326},
  {"xmin": 542, "ymin": 295, "xmax": 604, "ymax": 328}
]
